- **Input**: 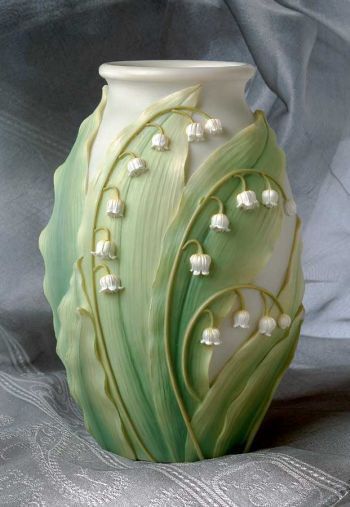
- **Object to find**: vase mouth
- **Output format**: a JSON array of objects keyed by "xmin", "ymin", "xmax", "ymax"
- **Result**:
[{"xmin": 99, "ymin": 60, "xmax": 255, "ymax": 83}]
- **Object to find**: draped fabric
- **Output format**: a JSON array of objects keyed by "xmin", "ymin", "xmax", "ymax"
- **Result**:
[{"xmin": 1, "ymin": 1, "xmax": 349, "ymax": 505}]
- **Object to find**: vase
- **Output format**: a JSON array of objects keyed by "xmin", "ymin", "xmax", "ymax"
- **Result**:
[{"xmin": 39, "ymin": 60, "xmax": 304, "ymax": 463}]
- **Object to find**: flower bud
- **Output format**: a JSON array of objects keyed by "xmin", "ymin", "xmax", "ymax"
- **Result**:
[
  {"xmin": 204, "ymin": 118, "xmax": 222, "ymax": 135},
  {"xmin": 91, "ymin": 240, "xmax": 117, "ymax": 260},
  {"xmin": 200, "ymin": 327, "xmax": 222, "ymax": 346},
  {"xmin": 233, "ymin": 309, "xmax": 250, "ymax": 329},
  {"xmin": 278, "ymin": 313, "xmax": 292, "ymax": 329},
  {"xmin": 284, "ymin": 199, "xmax": 297, "ymax": 216},
  {"xmin": 262, "ymin": 189, "xmax": 279, "ymax": 208},
  {"xmin": 186, "ymin": 122, "xmax": 205, "ymax": 142},
  {"xmin": 258, "ymin": 315, "xmax": 277, "ymax": 336},
  {"xmin": 189, "ymin": 253, "xmax": 211, "ymax": 276},
  {"xmin": 151, "ymin": 133, "xmax": 170, "ymax": 151},
  {"xmin": 236, "ymin": 190, "xmax": 259, "ymax": 210},
  {"xmin": 99, "ymin": 274, "xmax": 124, "ymax": 294},
  {"xmin": 106, "ymin": 198, "xmax": 124, "ymax": 218},
  {"xmin": 127, "ymin": 157, "xmax": 148, "ymax": 177},
  {"xmin": 209, "ymin": 213, "xmax": 230, "ymax": 232}
]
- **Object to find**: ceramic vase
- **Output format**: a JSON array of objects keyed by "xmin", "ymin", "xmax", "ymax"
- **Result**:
[{"xmin": 39, "ymin": 60, "xmax": 304, "ymax": 462}]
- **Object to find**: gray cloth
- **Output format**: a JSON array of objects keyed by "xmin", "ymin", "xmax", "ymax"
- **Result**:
[{"xmin": 1, "ymin": 1, "xmax": 349, "ymax": 505}]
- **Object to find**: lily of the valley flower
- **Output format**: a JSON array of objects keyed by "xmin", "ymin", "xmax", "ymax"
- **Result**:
[
  {"xmin": 259, "ymin": 315, "xmax": 277, "ymax": 336},
  {"xmin": 189, "ymin": 253, "xmax": 211, "ymax": 276},
  {"xmin": 278, "ymin": 313, "xmax": 292, "ymax": 329},
  {"xmin": 127, "ymin": 157, "xmax": 148, "ymax": 177},
  {"xmin": 91, "ymin": 240, "xmax": 117, "ymax": 260},
  {"xmin": 205, "ymin": 118, "xmax": 222, "ymax": 135},
  {"xmin": 233, "ymin": 309, "xmax": 250, "ymax": 329},
  {"xmin": 186, "ymin": 122, "xmax": 205, "ymax": 142},
  {"xmin": 99, "ymin": 274, "xmax": 124, "ymax": 294},
  {"xmin": 262, "ymin": 188, "xmax": 279, "ymax": 208},
  {"xmin": 200, "ymin": 327, "xmax": 222, "ymax": 346},
  {"xmin": 284, "ymin": 198, "xmax": 297, "ymax": 216},
  {"xmin": 236, "ymin": 190, "xmax": 259, "ymax": 210},
  {"xmin": 209, "ymin": 213, "xmax": 230, "ymax": 232},
  {"xmin": 106, "ymin": 198, "xmax": 124, "ymax": 218},
  {"xmin": 151, "ymin": 133, "xmax": 170, "ymax": 151}
]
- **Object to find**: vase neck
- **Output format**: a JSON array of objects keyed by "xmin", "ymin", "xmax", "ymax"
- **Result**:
[{"xmin": 89, "ymin": 61, "xmax": 255, "ymax": 181}]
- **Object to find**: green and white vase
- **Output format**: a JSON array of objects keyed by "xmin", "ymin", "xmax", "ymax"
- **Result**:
[{"xmin": 39, "ymin": 60, "xmax": 304, "ymax": 462}]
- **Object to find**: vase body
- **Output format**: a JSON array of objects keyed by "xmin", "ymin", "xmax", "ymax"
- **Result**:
[{"xmin": 39, "ymin": 61, "xmax": 304, "ymax": 462}]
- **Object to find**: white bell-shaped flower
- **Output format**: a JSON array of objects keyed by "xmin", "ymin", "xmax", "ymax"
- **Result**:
[
  {"xmin": 259, "ymin": 315, "xmax": 277, "ymax": 336},
  {"xmin": 278, "ymin": 313, "xmax": 292, "ymax": 329},
  {"xmin": 189, "ymin": 253, "xmax": 211, "ymax": 276},
  {"xmin": 91, "ymin": 240, "xmax": 117, "ymax": 260},
  {"xmin": 284, "ymin": 198, "xmax": 297, "ymax": 216},
  {"xmin": 151, "ymin": 133, "xmax": 170, "ymax": 151},
  {"xmin": 209, "ymin": 213, "xmax": 231, "ymax": 232},
  {"xmin": 127, "ymin": 157, "xmax": 148, "ymax": 177},
  {"xmin": 186, "ymin": 122, "xmax": 205, "ymax": 142},
  {"xmin": 236, "ymin": 190, "xmax": 259, "ymax": 210},
  {"xmin": 200, "ymin": 327, "xmax": 222, "ymax": 346},
  {"xmin": 99, "ymin": 274, "xmax": 124, "ymax": 294},
  {"xmin": 106, "ymin": 198, "xmax": 124, "ymax": 218},
  {"xmin": 204, "ymin": 118, "xmax": 222, "ymax": 135},
  {"xmin": 233, "ymin": 309, "xmax": 250, "ymax": 329},
  {"xmin": 262, "ymin": 189, "xmax": 279, "ymax": 208}
]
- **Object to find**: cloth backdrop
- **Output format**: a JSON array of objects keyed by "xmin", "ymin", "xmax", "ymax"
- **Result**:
[{"xmin": 0, "ymin": 1, "xmax": 349, "ymax": 505}]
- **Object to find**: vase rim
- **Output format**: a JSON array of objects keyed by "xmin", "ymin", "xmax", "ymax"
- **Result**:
[{"xmin": 99, "ymin": 60, "xmax": 255, "ymax": 82}]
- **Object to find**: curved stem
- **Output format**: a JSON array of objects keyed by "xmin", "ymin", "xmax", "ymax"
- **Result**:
[
  {"xmin": 103, "ymin": 185, "xmax": 120, "ymax": 199},
  {"xmin": 171, "ymin": 109, "xmax": 193, "ymax": 122},
  {"xmin": 261, "ymin": 291, "xmax": 269, "ymax": 315},
  {"xmin": 172, "ymin": 106, "xmax": 211, "ymax": 120},
  {"xmin": 202, "ymin": 308, "xmax": 215, "ymax": 328},
  {"xmin": 234, "ymin": 174, "xmax": 246, "ymax": 192},
  {"xmin": 235, "ymin": 289, "xmax": 245, "ymax": 310},
  {"xmin": 262, "ymin": 174, "xmax": 271, "ymax": 190},
  {"xmin": 182, "ymin": 239, "xmax": 203, "ymax": 254},
  {"xmin": 181, "ymin": 284, "xmax": 285, "ymax": 401},
  {"xmin": 118, "ymin": 151, "xmax": 138, "ymax": 160},
  {"xmin": 93, "ymin": 264, "xmax": 111, "ymax": 275},
  {"xmin": 145, "ymin": 123, "xmax": 164, "ymax": 135},
  {"xmin": 94, "ymin": 227, "xmax": 111, "ymax": 241},
  {"xmin": 209, "ymin": 195, "xmax": 224, "ymax": 214}
]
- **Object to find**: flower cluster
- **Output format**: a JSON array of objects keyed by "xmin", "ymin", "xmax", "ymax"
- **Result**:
[
  {"xmin": 200, "ymin": 306, "xmax": 292, "ymax": 347},
  {"xmin": 185, "ymin": 118, "xmax": 222, "ymax": 143}
]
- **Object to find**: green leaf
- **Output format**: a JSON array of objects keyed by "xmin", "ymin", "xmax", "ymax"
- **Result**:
[
  {"xmin": 57, "ymin": 258, "xmax": 135, "ymax": 458},
  {"xmin": 75, "ymin": 85, "xmax": 202, "ymax": 461},
  {"xmin": 185, "ymin": 220, "xmax": 304, "ymax": 460},
  {"xmin": 148, "ymin": 112, "xmax": 292, "ymax": 461},
  {"xmin": 39, "ymin": 87, "xmax": 107, "ymax": 334}
]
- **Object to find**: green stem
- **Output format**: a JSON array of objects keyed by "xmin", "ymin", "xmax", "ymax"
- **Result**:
[
  {"xmin": 181, "ymin": 284, "xmax": 285, "ymax": 401},
  {"xmin": 262, "ymin": 174, "xmax": 271, "ymax": 190},
  {"xmin": 103, "ymin": 185, "xmax": 121, "ymax": 199},
  {"xmin": 182, "ymin": 239, "xmax": 203, "ymax": 254},
  {"xmin": 93, "ymin": 264, "xmax": 111, "ymax": 275},
  {"xmin": 209, "ymin": 195, "xmax": 224, "ymax": 214},
  {"xmin": 235, "ymin": 289, "xmax": 245, "ymax": 310},
  {"xmin": 145, "ymin": 123, "xmax": 164, "ymax": 135},
  {"xmin": 172, "ymin": 106, "xmax": 211, "ymax": 119},
  {"xmin": 118, "ymin": 151, "xmax": 138, "ymax": 160},
  {"xmin": 94, "ymin": 227, "xmax": 111, "ymax": 241},
  {"xmin": 171, "ymin": 109, "xmax": 193, "ymax": 122},
  {"xmin": 234, "ymin": 174, "xmax": 247, "ymax": 192},
  {"xmin": 202, "ymin": 308, "xmax": 215, "ymax": 328}
]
